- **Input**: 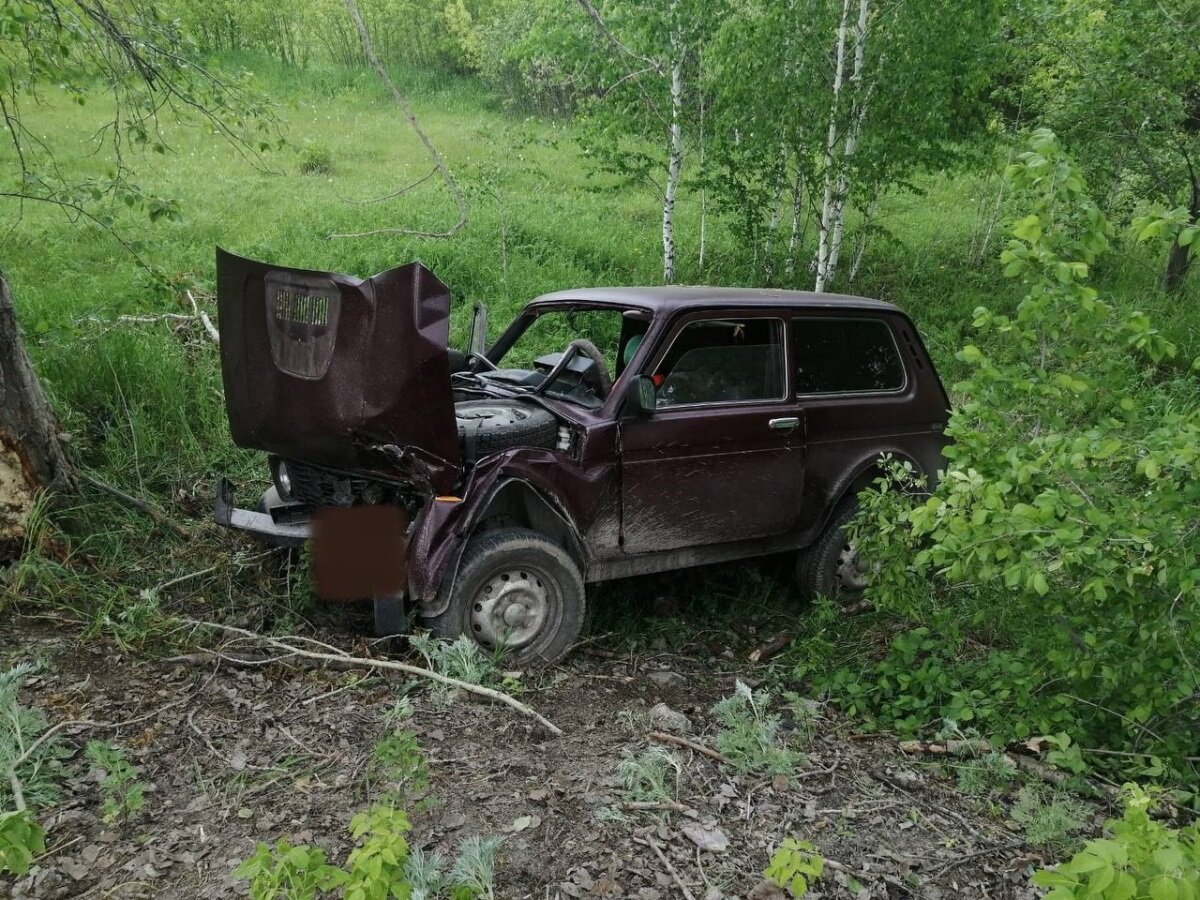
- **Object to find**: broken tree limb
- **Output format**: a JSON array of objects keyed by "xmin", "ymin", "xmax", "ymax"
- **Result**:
[
  {"xmin": 333, "ymin": 0, "xmax": 467, "ymax": 240},
  {"xmin": 648, "ymin": 730, "xmax": 729, "ymax": 765},
  {"xmin": 78, "ymin": 472, "xmax": 188, "ymax": 539},
  {"xmin": 181, "ymin": 620, "xmax": 563, "ymax": 736},
  {"xmin": 186, "ymin": 290, "xmax": 220, "ymax": 344}
]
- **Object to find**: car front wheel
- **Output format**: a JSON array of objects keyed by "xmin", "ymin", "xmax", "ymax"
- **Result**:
[
  {"xmin": 796, "ymin": 500, "xmax": 869, "ymax": 602},
  {"xmin": 423, "ymin": 528, "xmax": 586, "ymax": 666}
]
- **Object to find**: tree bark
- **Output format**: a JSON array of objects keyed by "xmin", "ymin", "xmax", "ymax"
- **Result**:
[
  {"xmin": 815, "ymin": 0, "xmax": 852, "ymax": 292},
  {"xmin": 0, "ymin": 274, "xmax": 75, "ymax": 560},
  {"xmin": 662, "ymin": 21, "xmax": 684, "ymax": 284},
  {"xmin": 825, "ymin": 0, "xmax": 871, "ymax": 286},
  {"xmin": 1163, "ymin": 180, "xmax": 1198, "ymax": 292}
]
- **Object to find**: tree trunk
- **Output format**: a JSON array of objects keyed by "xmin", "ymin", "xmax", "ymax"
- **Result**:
[
  {"xmin": 0, "ymin": 275, "xmax": 75, "ymax": 560},
  {"xmin": 815, "ymin": 0, "xmax": 852, "ymax": 292},
  {"xmin": 662, "ymin": 26, "xmax": 684, "ymax": 284},
  {"xmin": 1163, "ymin": 181, "xmax": 1199, "ymax": 292},
  {"xmin": 825, "ymin": 0, "xmax": 871, "ymax": 286}
]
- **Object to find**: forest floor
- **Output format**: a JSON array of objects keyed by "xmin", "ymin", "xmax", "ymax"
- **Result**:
[{"xmin": 1, "ymin": 609, "xmax": 1085, "ymax": 900}]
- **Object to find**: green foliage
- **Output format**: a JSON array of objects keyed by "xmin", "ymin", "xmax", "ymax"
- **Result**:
[
  {"xmin": 0, "ymin": 810, "xmax": 45, "ymax": 877},
  {"xmin": 409, "ymin": 634, "xmax": 500, "ymax": 702},
  {"xmin": 1011, "ymin": 784, "xmax": 1090, "ymax": 851},
  {"xmin": 369, "ymin": 703, "xmax": 432, "ymax": 809},
  {"xmin": 235, "ymin": 802, "xmax": 501, "ymax": 900},
  {"xmin": 617, "ymin": 747, "xmax": 680, "ymax": 806},
  {"xmin": 955, "ymin": 751, "xmax": 1017, "ymax": 799},
  {"xmin": 235, "ymin": 838, "xmax": 349, "ymax": 900},
  {"xmin": 711, "ymin": 681, "xmax": 803, "ymax": 778},
  {"xmin": 764, "ymin": 838, "xmax": 824, "ymax": 898},
  {"xmin": 298, "ymin": 143, "xmax": 334, "ymax": 175},
  {"xmin": 848, "ymin": 130, "xmax": 1200, "ymax": 779},
  {"xmin": 1033, "ymin": 784, "xmax": 1200, "ymax": 899},
  {"xmin": 84, "ymin": 741, "xmax": 146, "ymax": 824},
  {"xmin": 0, "ymin": 663, "xmax": 67, "ymax": 811}
]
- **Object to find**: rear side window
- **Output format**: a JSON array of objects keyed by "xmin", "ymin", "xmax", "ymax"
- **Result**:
[
  {"xmin": 792, "ymin": 318, "xmax": 905, "ymax": 394},
  {"xmin": 655, "ymin": 318, "xmax": 784, "ymax": 407}
]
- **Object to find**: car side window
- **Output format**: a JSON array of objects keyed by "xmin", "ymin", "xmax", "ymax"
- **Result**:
[
  {"xmin": 793, "ymin": 317, "xmax": 905, "ymax": 394},
  {"xmin": 654, "ymin": 318, "xmax": 785, "ymax": 408}
]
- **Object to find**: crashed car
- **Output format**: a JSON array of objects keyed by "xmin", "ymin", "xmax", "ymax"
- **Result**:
[{"xmin": 214, "ymin": 249, "xmax": 949, "ymax": 664}]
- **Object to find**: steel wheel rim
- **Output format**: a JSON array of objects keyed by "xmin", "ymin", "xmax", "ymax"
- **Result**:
[
  {"xmin": 469, "ymin": 567, "xmax": 553, "ymax": 649},
  {"xmin": 835, "ymin": 540, "xmax": 868, "ymax": 594}
]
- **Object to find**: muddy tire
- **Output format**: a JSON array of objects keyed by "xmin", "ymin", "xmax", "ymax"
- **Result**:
[
  {"xmin": 796, "ymin": 499, "xmax": 868, "ymax": 602},
  {"xmin": 423, "ymin": 528, "xmax": 585, "ymax": 666},
  {"xmin": 455, "ymin": 400, "xmax": 557, "ymax": 462}
]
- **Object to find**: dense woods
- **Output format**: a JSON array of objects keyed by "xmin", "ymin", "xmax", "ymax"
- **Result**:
[{"xmin": 1, "ymin": 0, "xmax": 1199, "ymax": 893}]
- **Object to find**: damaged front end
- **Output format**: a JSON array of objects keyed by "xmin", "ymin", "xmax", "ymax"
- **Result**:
[{"xmin": 213, "ymin": 249, "xmax": 461, "ymax": 561}]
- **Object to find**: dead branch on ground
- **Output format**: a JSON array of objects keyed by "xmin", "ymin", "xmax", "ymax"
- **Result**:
[
  {"xmin": 79, "ymin": 472, "xmax": 188, "ymax": 539},
  {"xmin": 181, "ymin": 620, "xmax": 563, "ymax": 735},
  {"xmin": 647, "ymin": 730, "xmax": 729, "ymax": 765}
]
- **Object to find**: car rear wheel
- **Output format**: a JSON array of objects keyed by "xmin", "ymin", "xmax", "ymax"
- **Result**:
[
  {"xmin": 796, "ymin": 499, "xmax": 868, "ymax": 602},
  {"xmin": 423, "ymin": 528, "xmax": 585, "ymax": 666},
  {"xmin": 455, "ymin": 400, "xmax": 558, "ymax": 462}
]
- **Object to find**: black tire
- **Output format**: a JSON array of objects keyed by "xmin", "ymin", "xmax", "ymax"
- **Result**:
[
  {"xmin": 422, "ymin": 528, "xmax": 585, "ymax": 666},
  {"xmin": 796, "ymin": 499, "xmax": 868, "ymax": 602},
  {"xmin": 455, "ymin": 400, "xmax": 557, "ymax": 462}
]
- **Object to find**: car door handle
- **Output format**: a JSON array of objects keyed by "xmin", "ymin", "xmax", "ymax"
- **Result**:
[{"xmin": 768, "ymin": 417, "xmax": 800, "ymax": 432}]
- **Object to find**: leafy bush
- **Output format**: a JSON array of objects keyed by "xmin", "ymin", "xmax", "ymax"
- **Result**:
[
  {"xmin": 848, "ymin": 130, "xmax": 1200, "ymax": 780},
  {"xmin": 764, "ymin": 838, "xmax": 824, "ymax": 898},
  {"xmin": 1033, "ymin": 784, "xmax": 1200, "ymax": 899},
  {"xmin": 711, "ymin": 682, "xmax": 803, "ymax": 778},
  {"xmin": 297, "ymin": 142, "xmax": 333, "ymax": 175},
  {"xmin": 0, "ymin": 810, "xmax": 45, "ymax": 877}
]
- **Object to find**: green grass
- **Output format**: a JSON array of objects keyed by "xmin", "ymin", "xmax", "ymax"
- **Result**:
[{"xmin": 1, "ymin": 53, "xmax": 1196, "ymax": 629}]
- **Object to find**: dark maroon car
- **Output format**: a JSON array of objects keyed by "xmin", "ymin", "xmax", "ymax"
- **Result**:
[{"xmin": 214, "ymin": 249, "xmax": 949, "ymax": 663}]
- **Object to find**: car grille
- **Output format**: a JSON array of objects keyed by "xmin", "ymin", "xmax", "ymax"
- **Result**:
[{"xmin": 287, "ymin": 461, "xmax": 384, "ymax": 508}]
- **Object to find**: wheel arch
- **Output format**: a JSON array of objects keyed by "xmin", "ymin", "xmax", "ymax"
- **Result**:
[{"xmin": 816, "ymin": 448, "xmax": 926, "ymax": 536}]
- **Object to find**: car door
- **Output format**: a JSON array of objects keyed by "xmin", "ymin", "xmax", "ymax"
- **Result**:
[{"xmin": 619, "ymin": 310, "xmax": 804, "ymax": 554}]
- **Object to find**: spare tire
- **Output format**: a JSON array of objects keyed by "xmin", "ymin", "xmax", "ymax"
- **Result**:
[{"xmin": 455, "ymin": 400, "xmax": 558, "ymax": 461}]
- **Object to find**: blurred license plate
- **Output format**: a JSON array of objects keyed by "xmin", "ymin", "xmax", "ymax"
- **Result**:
[{"xmin": 311, "ymin": 505, "xmax": 408, "ymax": 600}]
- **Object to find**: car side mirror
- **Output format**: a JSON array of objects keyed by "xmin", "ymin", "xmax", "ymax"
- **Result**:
[{"xmin": 623, "ymin": 375, "xmax": 656, "ymax": 418}]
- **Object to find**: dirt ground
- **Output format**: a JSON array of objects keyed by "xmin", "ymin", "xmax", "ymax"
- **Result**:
[{"xmin": 0, "ymin": 614, "xmax": 1067, "ymax": 900}]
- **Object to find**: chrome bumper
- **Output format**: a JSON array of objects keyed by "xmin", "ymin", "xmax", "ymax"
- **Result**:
[{"xmin": 214, "ymin": 477, "xmax": 310, "ymax": 547}]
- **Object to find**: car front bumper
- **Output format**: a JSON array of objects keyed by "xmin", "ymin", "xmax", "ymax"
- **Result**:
[{"xmin": 214, "ymin": 477, "xmax": 311, "ymax": 547}]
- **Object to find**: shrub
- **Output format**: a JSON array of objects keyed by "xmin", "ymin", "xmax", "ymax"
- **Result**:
[
  {"xmin": 297, "ymin": 143, "xmax": 333, "ymax": 175},
  {"xmin": 1033, "ymin": 784, "xmax": 1200, "ymax": 898},
  {"xmin": 850, "ymin": 130, "xmax": 1200, "ymax": 779}
]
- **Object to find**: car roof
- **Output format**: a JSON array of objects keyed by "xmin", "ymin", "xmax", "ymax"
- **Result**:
[{"xmin": 528, "ymin": 286, "xmax": 903, "ymax": 315}]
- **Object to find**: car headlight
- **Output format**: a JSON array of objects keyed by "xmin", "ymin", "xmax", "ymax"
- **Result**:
[{"xmin": 272, "ymin": 459, "xmax": 293, "ymax": 501}]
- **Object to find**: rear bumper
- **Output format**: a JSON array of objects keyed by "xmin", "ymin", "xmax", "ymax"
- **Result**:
[{"xmin": 214, "ymin": 477, "xmax": 310, "ymax": 547}]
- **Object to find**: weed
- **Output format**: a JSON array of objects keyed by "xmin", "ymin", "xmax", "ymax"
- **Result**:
[
  {"xmin": 235, "ymin": 838, "xmax": 347, "ymax": 900},
  {"xmin": 369, "ymin": 721, "xmax": 432, "ymax": 808},
  {"xmin": 409, "ymin": 633, "xmax": 500, "ymax": 703},
  {"xmin": 1010, "ymin": 784, "xmax": 1091, "ymax": 851},
  {"xmin": 448, "ymin": 835, "xmax": 503, "ymax": 900},
  {"xmin": 297, "ymin": 142, "xmax": 333, "ymax": 175},
  {"xmin": 344, "ymin": 804, "xmax": 413, "ymax": 900},
  {"xmin": 764, "ymin": 838, "xmax": 824, "ymax": 898},
  {"xmin": 1033, "ymin": 784, "xmax": 1200, "ymax": 898},
  {"xmin": 0, "ymin": 663, "xmax": 68, "ymax": 811},
  {"xmin": 617, "ymin": 747, "xmax": 680, "ymax": 806},
  {"xmin": 781, "ymin": 692, "xmax": 821, "ymax": 747},
  {"xmin": 711, "ymin": 681, "xmax": 803, "ymax": 778},
  {"xmin": 954, "ymin": 752, "xmax": 1017, "ymax": 799},
  {"xmin": 84, "ymin": 741, "xmax": 146, "ymax": 823},
  {"xmin": 0, "ymin": 810, "xmax": 45, "ymax": 876}
]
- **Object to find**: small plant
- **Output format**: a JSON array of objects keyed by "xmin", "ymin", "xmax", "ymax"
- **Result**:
[
  {"xmin": 781, "ymin": 692, "xmax": 821, "ymax": 747},
  {"xmin": 85, "ymin": 740, "xmax": 146, "ymax": 823},
  {"xmin": 297, "ymin": 142, "xmax": 333, "ymax": 175},
  {"xmin": 1010, "ymin": 784, "xmax": 1090, "ymax": 851},
  {"xmin": 617, "ymin": 747, "xmax": 681, "ymax": 806},
  {"xmin": 955, "ymin": 751, "xmax": 1017, "ymax": 799},
  {"xmin": 764, "ymin": 837, "xmax": 825, "ymax": 898},
  {"xmin": 711, "ymin": 681, "xmax": 803, "ymax": 777},
  {"xmin": 448, "ymin": 835, "xmax": 503, "ymax": 900},
  {"xmin": 1033, "ymin": 784, "xmax": 1200, "ymax": 899},
  {"xmin": 410, "ymin": 633, "xmax": 500, "ymax": 703},
  {"xmin": 0, "ymin": 810, "xmax": 45, "ymax": 876},
  {"xmin": 369, "ymin": 702, "xmax": 432, "ymax": 808},
  {"xmin": 344, "ymin": 804, "xmax": 413, "ymax": 900},
  {"xmin": 234, "ymin": 838, "xmax": 348, "ymax": 900},
  {"xmin": 0, "ymin": 662, "xmax": 68, "ymax": 811}
]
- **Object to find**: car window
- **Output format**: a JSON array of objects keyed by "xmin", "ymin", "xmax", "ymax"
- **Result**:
[
  {"xmin": 499, "ymin": 308, "xmax": 624, "ymax": 373},
  {"xmin": 654, "ymin": 318, "xmax": 784, "ymax": 408},
  {"xmin": 793, "ymin": 318, "xmax": 904, "ymax": 394}
]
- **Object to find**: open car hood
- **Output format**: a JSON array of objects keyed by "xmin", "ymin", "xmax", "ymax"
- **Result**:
[{"xmin": 216, "ymin": 248, "xmax": 460, "ymax": 492}]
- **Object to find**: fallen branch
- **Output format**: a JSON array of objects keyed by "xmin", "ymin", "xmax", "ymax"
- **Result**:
[
  {"xmin": 181, "ymin": 620, "xmax": 563, "ymax": 735},
  {"xmin": 79, "ymin": 472, "xmax": 188, "ymax": 539},
  {"xmin": 635, "ymin": 835, "xmax": 696, "ymax": 900},
  {"xmin": 748, "ymin": 634, "xmax": 792, "ymax": 664},
  {"xmin": 648, "ymin": 731, "xmax": 729, "ymax": 765},
  {"xmin": 186, "ymin": 290, "xmax": 220, "ymax": 344},
  {"xmin": 622, "ymin": 800, "xmax": 698, "ymax": 817}
]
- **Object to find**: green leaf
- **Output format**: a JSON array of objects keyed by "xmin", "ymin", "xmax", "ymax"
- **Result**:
[{"xmin": 1013, "ymin": 214, "xmax": 1042, "ymax": 242}]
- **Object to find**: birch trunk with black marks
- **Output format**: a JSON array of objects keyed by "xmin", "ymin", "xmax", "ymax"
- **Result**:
[
  {"xmin": 763, "ymin": 158, "xmax": 786, "ymax": 281},
  {"xmin": 662, "ymin": 22, "xmax": 684, "ymax": 284},
  {"xmin": 786, "ymin": 165, "xmax": 806, "ymax": 279},
  {"xmin": 0, "ymin": 275, "xmax": 75, "ymax": 560},
  {"xmin": 816, "ymin": 0, "xmax": 873, "ymax": 292}
]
